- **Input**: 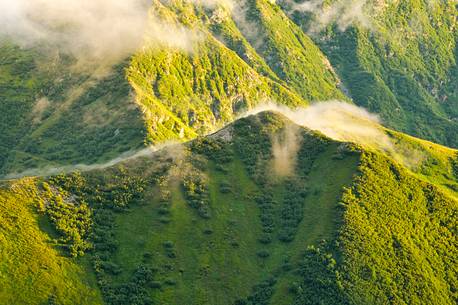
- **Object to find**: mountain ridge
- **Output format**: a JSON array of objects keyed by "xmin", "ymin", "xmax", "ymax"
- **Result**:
[
  {"xmin": 0, "ymin": 1, "xmax": 457, "ymax": 304},
  {"xmin": 2, "ymin": 0, "xmax": 456, "ymax": 175},
  {"xmin": 1, "ymin": 111, "xmax": 457, "ymax": 305}
]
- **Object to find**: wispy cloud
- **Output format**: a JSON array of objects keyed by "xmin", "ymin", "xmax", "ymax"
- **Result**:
[
  {"xmin": 0, "ymin": 0, "xmax": 200, "ymax": 64},
  {"xmin": 242, "ymin": 101, "xmax": 391, "ymax": 150},
  {"xmin": 2, "ymin": 142, "xmax": 180, "ymax": 180},
  {"xmin": 288, "ymin": 0, "xmax": 372, "ymax": 33},
  {"xmin": 271, "ymin": 124, "xmax": 301, "ymax": 176},
  {"xmin": 241, "ymin": 101, "xmax": 425, "ymax": 168},
  {"xmin": 2, "ymin": 101, "xmax": 426, "ymax": 179}
]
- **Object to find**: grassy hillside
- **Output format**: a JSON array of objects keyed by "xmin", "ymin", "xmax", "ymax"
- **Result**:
[
  {"xmin": 0, "ymin": 42, "xmax": 146, "ymax": 175},
  {"xmin": 338, "ymin": 151, "xmax": 457, "ymax": 304},
  {"xmin": 0, "ymin": 0, "xmax": 348, "ymax": 175},
  {"xmin": 0, "ymin": 179, "xmax": 102, "ymax": 305},
  {"xmin": 127, "ymin": 0, "xmax": 346, "ymax": 143},
  {"xmin": 2, "ymin": 0, "xmax": 456, "ymax": 176},
  {"xmin": 283, "ymin": 0, "xmax": 458, "ymax": 147},
  {"xmin": 1, "ymin": 112, "xmax": 456, "ymax": 304}
]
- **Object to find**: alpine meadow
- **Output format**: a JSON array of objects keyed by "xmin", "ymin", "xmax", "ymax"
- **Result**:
[{"xmin": 0, "ymin": 1, "xmax": 456, "ymax": 305}]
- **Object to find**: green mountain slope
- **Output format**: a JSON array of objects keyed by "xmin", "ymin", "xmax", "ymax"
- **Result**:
[
  {"xmin": 0, "ymin": 0, "xmax": 347, "ymax": 175},
  {"xmin": 0, "ymin": 179, "xmax": 102, "ymax": 305},
  {"xmin": 282, "ymin": 0, "xmax": 458, "ymax": 147},
  {"xmin": 1, "ymin": 112, "xmax": 456, "ymax": 305},
  {"xmin": 339, "ymin": 151, "xmax": 457, "ymax": 304},
  {"xmin": 127, "ymin": 0, "xmax": 345, "ymax": 142},
  {"xmin": 1, "ymin": 0, "xmax": 456, "ymax": 176},
  {"xmin": 1, "ymin": 1, "xmax": 457, "ymax": 302},
  {"xmin": 0, "ymin": 43, "xmax": 146, "ymax": 175}
]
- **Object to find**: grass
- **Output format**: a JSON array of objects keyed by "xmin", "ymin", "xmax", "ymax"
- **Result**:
[
  {"xmin": 0, "ymin": 112, "xmax": 456, "ymax": 305},
  {"xmin": 0, "ymin": 180, "xmax": 102, "ymax": 305},
  {"xmin": 112, "ymin": 157, "xmax": 267, "ymax": 304},
  {"xmin": 270, "ymin": 144, "xmax": 360, "ymax": 305},
  {"xmin": 108, "ymin": 131, "xmax": 361, "ymax": 304}
]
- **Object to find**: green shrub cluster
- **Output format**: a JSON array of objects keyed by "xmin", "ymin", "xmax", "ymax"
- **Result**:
[
  {"xmin": 39, "ymin": 182, "xmax": 92, "ymax": 257},
  {"xmin": 219, "ymin": 180, "xmax": 233, "ymax": 193},
  {"xmin": 47, "ymin": 169, "xmax": 163, "ymax": 305},
  {"xmin": 91, "ymin": 209, "xmax": 118, "ymax": 254},
  {"xmin": 254, "ymin": 192, "xmax": 276, "ymax": 243},
  {"xmin": 190, "ymin": 136, "xmax": 234, "ymax": 164},
  {"xmin": 292, "ymin": 244, "xmax": 349, "ymax": 305},
  {"xmin": 232, "ymin": 113, "xmax": 281, "ymax": 183},
  {"xmin": 182, "ymin": 170, "xmax": 211, "ymax": 218},
  {"xmin": 163, "ymin": 240, "xmax": 177, "ymax": 258},
  {"xmin": 234, "ymin": 277, "xmax": 277, "ymax": 305},
  {"xmin": 99, "ymin": 264, "xmax": 158, "ymax": 305},
  {"xmin": 278, "ymin": 178, "xmax": 307, "ymax": 243},
  {"xmin": 295, "ymin": 133, "xmax": 329, "ymax": 177}
]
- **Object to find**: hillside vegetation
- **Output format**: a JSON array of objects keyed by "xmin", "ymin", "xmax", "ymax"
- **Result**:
[
  {"xmin": 1, "ymin": 0, "xmax": 456, "ymax": 176},
  {"xmin": 0, "ymin": 43, "xmax": 146, "ymax": 175},
  {"xmin": 1, "ymin": 0, "xmax": 457, "ymax": 301},
  {"xmin": 283, "ymin": 0, "xmax": 458, "ymax": 147},
  {"xmin": 0, "ymin": 0, "xmax": 346, "ymax": 175},
  {"xmin": 127, "ymin": 0, "xmax": 345, "ymax": 143},
  {"xmin": 0, "ymin": 179, "xmax": 102, "ymax": 305},
  {"xmin": 1, "ymin": 112, "xmax": 456, "ymax": 305}
]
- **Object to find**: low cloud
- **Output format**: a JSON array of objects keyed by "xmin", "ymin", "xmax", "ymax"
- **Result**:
[
  {"xmin": 2, "ymin": 142, "xmax": 180, "ymax": 180},
  {"xmin": 288, "ymin": 0, "xmax": 372, "ymax": 33},
  {"xmin": 241, "ymin": 101, "xmax": 425, "ymax": 168},
  {"xmin": 242, "ymin": 101, "xmax": 391, "ymax": 150},
  {"xmin": 271, "ymin": 124, "xmax": 301, "ymax": 177},
  {"xmin": 0, "ymin": 0, "xmax": 200, "ymax": 64},
  {"xmin": 2, "ymin": 101, "xmax": 425, "ymax": 180}
]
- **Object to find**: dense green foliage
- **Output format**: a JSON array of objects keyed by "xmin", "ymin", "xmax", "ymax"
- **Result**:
[
  {"xmin": 0, "ymin": 42, "xmax": 145, "ymax": 175},
  {"xmin": 0, "ymin": 180, "xmax": 102, "ymax": 305},
  {"xmin": 1, "ymin": 112, "xmax": 457, "ymax": 304},
  {"xmin": 338, "ymin": 151, "xmax": 457, "ymax": 304},
  {"xmin": 283, "ymin": 0, "xmax": 458, "ymax": 147},
  {"xmin": 40, "ymin": 181, "xmax": 93, "ymax": 257},
  {"xmin": 1, "ymin": 0, "xmax": 456, "ymax": 176},
  {"xmin": 1, "ymin": 0, "xmax": 457, "ymax": 303}
]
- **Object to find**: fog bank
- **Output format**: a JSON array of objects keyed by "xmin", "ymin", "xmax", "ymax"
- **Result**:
[{"xmin": 0, "ymin": 0, "xmax": 199, "ymax": 63}]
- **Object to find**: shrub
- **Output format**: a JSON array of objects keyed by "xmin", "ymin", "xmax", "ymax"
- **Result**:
[
  {"xmin": 149, "ymin": 281, "xmax": 162, "ymax": 289},
  {"xmin": 219, "ymin": 181, "xmax": 232, "ymax": 193},
  {"xmin": 182, "ymin": 170, "xmax": 211, "ymax": 218},
  {"xmin": 203, "ymin": 228, "xmax": 213, "ymax": 235},
  {"xmin": 164, "ymin": 278, "xmax": 177, "ymax": 286},
  {"xmin": 288, "ymin": 282, "xmax": 301, "ymax": 294},
  {"xmin": 258, "ymin": 234, "xmax": 272, "ymax": 244},
  {"xmin": 256, "ymin": 250, "xmax": 270, "ymax": 258},
  {"xmin": 159, "ymin": 216, "xmax": 171, "ymax": 224},
  {"xmin": 230, "ymin": 241, "xmax": 239, "ymax": 248},
  {"xmin": 157, "ymin": 207, "xmax": 170, "ymax": 215},
  {"xmin": 163, "ymin": 241, "xmax": 174, "ymax": 248}
]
